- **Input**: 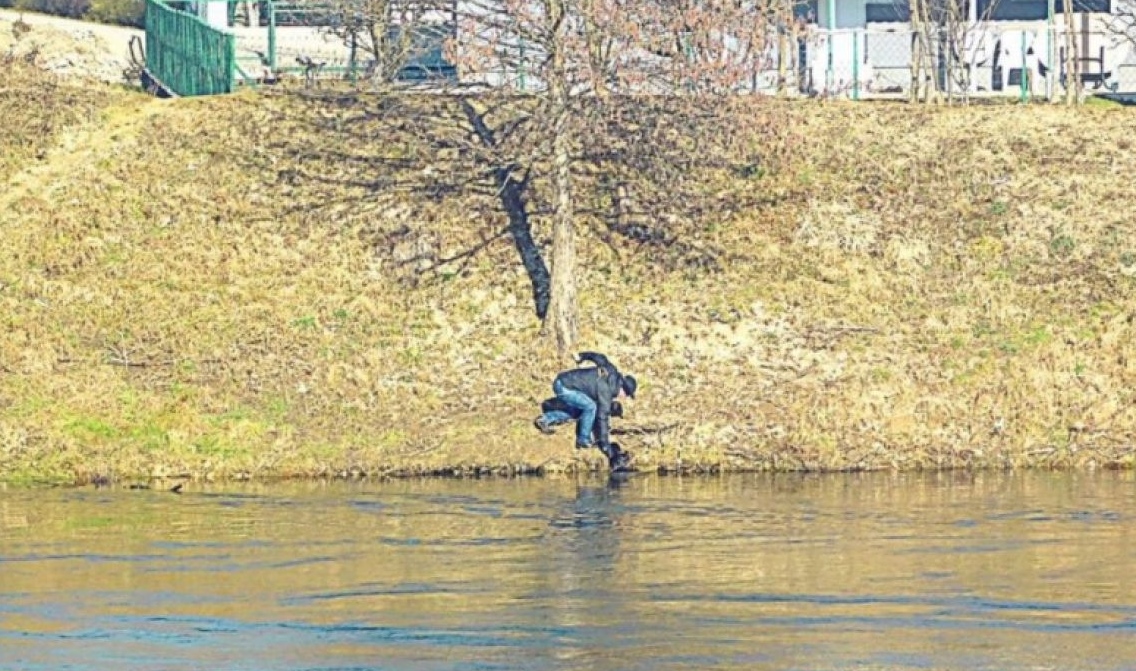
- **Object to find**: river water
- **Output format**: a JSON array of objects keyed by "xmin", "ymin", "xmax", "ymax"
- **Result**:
[{"xmin": 2, "ymin": 471, "xmax": 1135, "ymax": 670}]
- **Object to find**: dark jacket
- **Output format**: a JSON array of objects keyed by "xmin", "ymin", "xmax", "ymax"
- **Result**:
[{"xmin": 555, "ymin": 363, "xmax": 624, "ymax": 447}]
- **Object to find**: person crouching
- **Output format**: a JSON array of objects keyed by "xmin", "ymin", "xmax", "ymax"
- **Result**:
[{"xmin": 533, "ymin": 352, "xmax": 637, "ymax": 470}]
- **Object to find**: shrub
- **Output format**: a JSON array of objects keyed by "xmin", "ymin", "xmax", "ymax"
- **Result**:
[
  {"xmin": 85, "ymin": 0, "xmax": 144, "ymax": 27},
  {"xmin": 13, "ymin": 0, "xmax": 90, "ymax": 19},
  {"xmin": 8, "ymin": 0, "xmax": 144, "ymax": 26}
]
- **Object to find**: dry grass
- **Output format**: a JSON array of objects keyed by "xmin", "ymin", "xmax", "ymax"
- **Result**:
[
  {"xmin": 0, "ymin": 53, "xmax": 120, "ymax": 182},
  {"xmin": 2, "ymin": 62, "xmax": 1135, "ymax": 483}
]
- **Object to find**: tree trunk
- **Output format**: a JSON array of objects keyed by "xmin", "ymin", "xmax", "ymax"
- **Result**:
[
  {"xmin": 774, "ymin": 0, "xmax": 790, "ymax": 95},
  {"xmin": 778, "ymin": 25, "xmax": 789, "ymax": 96},
  {"xmin": 369, "ymin": 22, "xmax": 387, "ymax": 83},
  {"xmin": 907, "ymin": 0, "xmax": 929, "ymax": 103},
  {"xmin": 1063, "ymin": 8, "xmax": 1079, "ymax": 105},
  {"xmin": 543, "ymin": 0, "xmax": 578, "ymax": 358},
  {"xmin": 546, "ymin": 106, "xmax": 577, "ymax": 357},
  {"xmin": 913, "ymin": 0, "xmax": 940, "ymax": 104},
  {"xmin": 582, "ymin": 0, "xmax": 608, "ymax": 96},
  {"xmin": 910, "ymin": 28, "xmax": 923, "ymax": 103}
]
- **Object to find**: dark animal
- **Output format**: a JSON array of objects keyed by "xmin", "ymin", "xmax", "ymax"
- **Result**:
[{"xmin": 296, "ymin": 55, "xmax": 326, "ymax": 88}]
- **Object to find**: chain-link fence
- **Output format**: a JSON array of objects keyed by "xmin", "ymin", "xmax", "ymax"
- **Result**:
[
  {"xmin": 231, "ymin": 2, "xmax": 348, "ymax": 82},
  {"xmin": 146, "ymin": 0, "xmax": 456, "ymax": 94},
  {"xmin": 798, "ymin": 23, "xmax": 1136, "ymax": 100},
  {"xmin": 166, "ymin": 1, "xmax": 358, "ymax": 84},
  {"xmin": 242, "ymin": 4, "xmax": 455, "ymax": 83}
]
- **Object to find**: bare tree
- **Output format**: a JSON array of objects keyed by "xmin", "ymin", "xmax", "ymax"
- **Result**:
[
  {"xmin": 445, "ymin": 0, "xmax": 589, "ymax": 355},
  {"xmin": 780, "ymin": 0, "xmax": 818, "ymax": 95},
  {"xmin": 908, "ymin": 0, "xmax": 941, "ymax": 103},
  {"xmin": 905, "ymin": 0, "xmax": 1005, "ymax": 104},
  {"xmin": 290, "ymin": 0, "xmax": 792, "ymax": 358},
  {"xmin": 632, "ymin": 0, "xmax": 782, "ymax": 93},
  {"xmin": 939, "ymin": 0, "xmax": 1004, "ymax": 104},
  {"xmin": 445, "ymin": 0, "xmax": 785, "ymax": 356}
]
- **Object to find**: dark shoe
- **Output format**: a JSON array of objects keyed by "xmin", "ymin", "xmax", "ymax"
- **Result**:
[
  {"xmin": 609, "ymin": 453, "xmax": 632, "ymax": 472},
  {"xmin": 534, "ymin": 417, "xmax": 555, "ymax": 435},
  {"xmin": 606, "ymin": 443, "xmax": 632, "ymax": 472},
  {"xmin": 575, "ymin": 440, "xmax": 593, "ymax": 450}
]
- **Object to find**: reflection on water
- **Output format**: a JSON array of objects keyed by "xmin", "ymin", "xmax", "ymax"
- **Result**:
[{"xmin": 2, "ymin": 471, "xmax": 1136, "ymax": 670}]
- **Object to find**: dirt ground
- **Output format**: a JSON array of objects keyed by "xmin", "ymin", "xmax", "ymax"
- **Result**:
[
  {"xmin": 0, "ymin": 9, "xmax": 358, "ymax": 86},
  {"xmin": 0, "ymin": 9, "xmax": 141, "ymax": 84}
]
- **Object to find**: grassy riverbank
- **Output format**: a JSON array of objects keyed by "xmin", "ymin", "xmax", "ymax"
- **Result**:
[{"xmin": 3, "ymin": 60, "xmax": 1136, "ymax": 484}]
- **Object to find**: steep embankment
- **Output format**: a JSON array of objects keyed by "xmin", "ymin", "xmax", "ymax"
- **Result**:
[{"xmin": 3, "ymin": 59, "xmax": 1135, "ymax": 483}]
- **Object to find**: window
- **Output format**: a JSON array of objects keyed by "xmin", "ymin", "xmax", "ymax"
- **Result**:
[
  {"xmin": 866, "ymin": 1, "xmax": 972, "ymax": 24},
  {"xmin": 793, "ymin": 0, "xmax": 819, "ymax": 23},
  {"xmin": 977, "ymin": 0, "xmax": 1111, "ymax": 20},
  {"xmin": 866, "ymin": 2, "xmax": 911, "ymax": 22},
  {"xmin": 1061, "ymin": 0, "xmax": 1110, "ymax": 12}
]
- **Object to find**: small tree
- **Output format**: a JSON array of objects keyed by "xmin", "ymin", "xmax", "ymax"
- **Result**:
[
  {"xmin": 907, "ymin": 0, "xmax": 938, "ymax": 103},
  {"xmin": 638, "ymin": 0, "xmax": 779, "ymax": 93},
  {"xmin": 1061, "ymin": 1, "xmax": 1081, "ymax": 104},
  {"xmin": 940, "ymin": 0, "xmax": 1004, "ymax": 104},
  {"xmin": 448, "ymin": 0, "xmax": 784, "ymax": 356},
  {"xmin": 905, "ymin": 0, "xmax": 1006, "ymax": 105},
  {"xmin": 444, "ymin": 0, "xmax": 589, "ymax": 356},
  {"xmin": 269, "ymin": 3, "xmax": 793, "ymax": 364},
  {"xmin": 904, "ymin": 0, "xmax": 995, "ymax": 103},
  {"xmin": 295, "ymin": 0, "xmax": 791, "ymax": 358}
]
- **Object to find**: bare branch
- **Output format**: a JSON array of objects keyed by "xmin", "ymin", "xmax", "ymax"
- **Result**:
[{"xmin": 1110, "ymin": 0, "xmax": 1136, "ymax": 50}]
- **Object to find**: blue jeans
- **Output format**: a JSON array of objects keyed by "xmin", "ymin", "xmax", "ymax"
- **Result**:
[{"xmin": 540, "ymin": 379, "xmax": 596, "ymax": 447}]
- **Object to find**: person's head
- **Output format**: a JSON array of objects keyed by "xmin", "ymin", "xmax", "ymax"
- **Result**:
[{"xmin": 620, "ymin": 374, "xmax": 637, "ymax": 399}]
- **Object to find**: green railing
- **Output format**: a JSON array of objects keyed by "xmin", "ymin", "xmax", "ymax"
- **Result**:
[{"xmin": 145, "ymin": 0, "xmax": 236, "ymax": 96}]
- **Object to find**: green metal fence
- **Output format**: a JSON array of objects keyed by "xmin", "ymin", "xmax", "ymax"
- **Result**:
[{"xmin": 145, "ymin": 0, "xmax": 237, "ymax": 96}]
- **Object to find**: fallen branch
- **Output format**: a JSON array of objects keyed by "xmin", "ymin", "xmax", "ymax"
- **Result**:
[
  {"xmin": 806, "ymin": 325, "xmax": 880, "ymax": 338},
  {"xmin": 104, "ymin": 358, "xmax": 175, "ymax": 368}
]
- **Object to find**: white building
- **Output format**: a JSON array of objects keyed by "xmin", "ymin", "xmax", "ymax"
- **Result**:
[{"xmin": 801, "ymin": 0, "xmax": 1136, "ymax": 98}]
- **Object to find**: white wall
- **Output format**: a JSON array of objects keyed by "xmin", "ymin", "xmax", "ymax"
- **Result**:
[
  {"xmin": 195, "ymin": 0, "xmax": 229, "ymax": 29},
  {"xmin": 817, "ymin": 0, "xmax": 868, "ymax": 29}
]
